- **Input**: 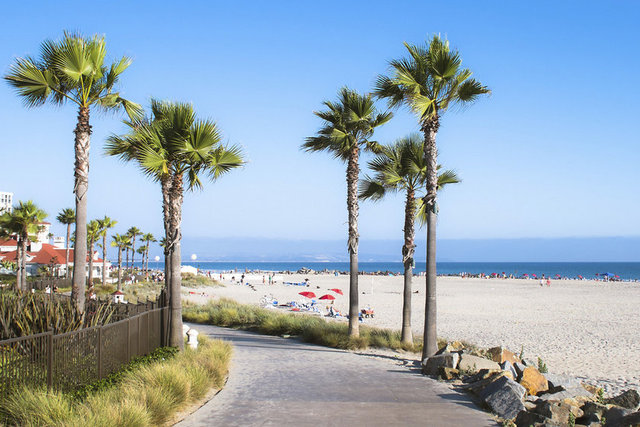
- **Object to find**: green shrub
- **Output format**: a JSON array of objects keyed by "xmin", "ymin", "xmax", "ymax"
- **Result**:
[{"xmin": 0, "ymin": 337, "xmax": 232, "ymax": 426}]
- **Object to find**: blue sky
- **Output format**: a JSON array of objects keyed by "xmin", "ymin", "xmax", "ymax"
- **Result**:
[{"xmin": 1, "ymin": 1, "xmax": 639, "ymax": 259}]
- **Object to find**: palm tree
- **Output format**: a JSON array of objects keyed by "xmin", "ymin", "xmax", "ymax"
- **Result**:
[
  {"xmin": 141, "ymin": 233, "xmax": 156, "ymax": 280},
  {"xmin": 106, "ymin": 100, "xmax": 245, "ymax": 349},
  {"xmin": 302, "ymin": 87, "xmax": 392, "ymax": 337},
  {"xmin": 97, "ymin": 216, "xmax": 117, "ymax": 285},
  {"xmin": 5, "ymin": 32, "xmax": 141, "ymax": 311},
  {"xmin": 375, "ymin": 35, "xmax": 490, "ymax": 358},
  {"xmin": 56, "ymin": 208, "xmax": 75, "ymax": 279},
  {"xmin": 0, "ymin": 201, "xmax": 47, "ymax": 291},
  {"xmin": 127, "ymin": 227, "xmax": 142, "ymax": 270},
  {"xmin": 86, "ymin": 220, "xmax": 101, "ymax": 292},
  {"xmin": 110, "ymin": 234, "xmax": 130, "ymax": 292},
  {"xmin": 137, "ymin": 246, "xmax": 147, "ymax": 276},
  {"xmin": 360, "ymin": 134, "xmax": 460, "ymax": 344}
]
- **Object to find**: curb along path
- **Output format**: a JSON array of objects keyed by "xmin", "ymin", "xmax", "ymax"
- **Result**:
[{"xmin": 177, "ymin": 325, "xmax": 497, "ymax": 426}]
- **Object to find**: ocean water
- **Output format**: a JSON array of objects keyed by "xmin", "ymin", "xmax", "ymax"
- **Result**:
[{"xmin": 139, "ymin": 261, "xmax": 640, "ymax": 281}]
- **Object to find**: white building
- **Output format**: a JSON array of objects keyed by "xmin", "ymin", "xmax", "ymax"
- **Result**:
[{"xmin": 0, "ymin": 191, "xmax": 13, "ymax": 214}]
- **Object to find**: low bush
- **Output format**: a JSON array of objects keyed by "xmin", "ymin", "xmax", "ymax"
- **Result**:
[
  {"xmin": 0, "ymin": 336, "xmax": 232, "ymax": 426},
  {"xmin": 181, "ymin": 273, "xmax": 224, "ymax": 288},
  {"xmin": 183, "ymin": 298, "xmax": 422, "ymax": 352}
]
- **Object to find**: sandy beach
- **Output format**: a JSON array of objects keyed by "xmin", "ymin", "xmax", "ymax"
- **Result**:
[{"xmin": 183, "ymin": 273, "xmax": 640, "ymax": 395}]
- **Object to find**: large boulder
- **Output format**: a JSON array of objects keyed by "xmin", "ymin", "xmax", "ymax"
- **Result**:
[
  {"xmin": 458, "ymin": 354, "xmax": 500, "ymax": 373},
  {"xmin": 436, "ymin": 340, "xmax": 465, "ymax": 355},
  {"xmin": 533, "ymin": 401, "xmax": 583, "ymax": 424},
  {"xmin": 576, "ymin": 401, "xmax": 607, "ymax": 425},
  {"xmin": 514, "ymin": 362, "xmax": 527, "ymax": 380},
  {"xmin": 544, "ymin": 373, "xmax": 583, "ymax": 392},
  {"xmin": 422, "ymin": 352, "xmax": 460, "ymax": 375},
  {"xmin": 478, "ymin": 375, "xmax": 527, "ymax": 420},
  {"xmin": 605, "ymin": 389, "xmax": 640, "ymax": 410},
  {"xmin": 603, "ymin": 406, "xmax": 633, "ymax": 425},
  {"xmin": 487, "ymin": 346, "xmax": 521, "ymax": 364},
  {"xmin": 520, "ymin": 366, "xmax": 549, "ymax": 395},
  {"xmin": 438, "ymin": 367, "xmax": 459, "ymax": 380}
]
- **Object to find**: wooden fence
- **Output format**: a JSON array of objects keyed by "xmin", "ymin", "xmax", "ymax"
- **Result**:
[{"xmin": 0, "ymin": 306, "xmax": 167, "ymax": 394}]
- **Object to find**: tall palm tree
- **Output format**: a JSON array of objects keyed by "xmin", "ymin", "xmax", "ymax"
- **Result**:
[
  {"xmin": 106, "ymin": 100, "xmax": 245, "ymax": 349},
  {"xmin": 5, "ymin": 32, "xmax": 141, "ymax": 311},
  {"xmin": 110, "ymin": 233, "xmax": 129, "ymax": 292},
  {"xmin": 127, "ymin": 227, "xmax": 142, "ymax": 270},
  {"xmin": 360, "ymin": 134, "xmax": 460, "ymax": 344},
  {"xmin": 56, "ymin": 208, "xmax": 75, "ymax": 279},
  {"xmin": 0, "ymin": 201, "xmax": 47, "ymax": 291},
  {"xmin": 375, "ymin": 35, "xmax": 490, "ymax": 358},
  {"xmin": 302, "ymin": 87, "xmax": 392, "ymax": 337},
  {"xmin": 141, "ymin": 233, "xmax": 156, "ymax": 280},
  {"xmin": 86, "ymin": 220, "xmax": 101, "ymax": 292},
  {"xmin": 97, "ymin": 216, "xmax": 117, "ymax": 285}
]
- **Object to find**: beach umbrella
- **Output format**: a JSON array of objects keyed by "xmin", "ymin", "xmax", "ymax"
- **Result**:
[
  {"xmin": 299, "ymin": 291, "xmax": 316, "ymax": 299},
  {"xmin": 319, "ymin": 294, "xmax": 335, "ymax": 300},
  {"xmin": 578, "ymin": 275, "xmax": 583, "ymax": 279},
  {"xmin": 555, "ymin": 274, "xmax": 561, "ymax": 278},
  {"xmin": 329, "ymin": 288, "xmax": 343, "ymax": 295}
]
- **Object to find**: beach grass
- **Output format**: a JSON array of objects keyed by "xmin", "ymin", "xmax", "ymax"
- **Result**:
[
  {"xmin": 182, "ymin": 298, "xmax": 435, "ymax": 353},
  {"xmin": 0, "ymin": 336, "xmax": 232, "ymax": 426}
]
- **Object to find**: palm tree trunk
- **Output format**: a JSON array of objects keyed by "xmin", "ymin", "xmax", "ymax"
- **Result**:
[
  {"xmin": 20, "ymin": 235, "xmax": 28, "ymax": 291},
  {"xmin": 422, "ymin": 117, "xmax": 440, "ymax": 360},
  {"xmin": 131, "ymin": 237, "xmax": 136, "ymax": 271},
  {"xmin": 65, "ymin": 224, "xmax": 71, "ymax": 279},
  {"xmin": 346, "ymin": 146, "xmax": 360, "ymax": 338},
  {"xmin": 102, "ymin": 234, "xmax": 107, "ymax": 285},
  {"xmin": 168, "ymin": 173, "xmax": 184, "ymax": 349},
  {"xmin": 401, "ymin": 189, "xmax": 416, "ymax": 344},
  {"xmin": 117, "ymin": 247, "xmax": 122, "ymax": 292},
  {"xmin": 87, "ymin": 242, "xmax": 94, "ymax": 293},
  {"xmin": 71, "ymin": 105, "xmax": 90, "ymax": 312},
  {"xmin": 15, "ymin": 238, "xmax": 22, "ymax": 291}
]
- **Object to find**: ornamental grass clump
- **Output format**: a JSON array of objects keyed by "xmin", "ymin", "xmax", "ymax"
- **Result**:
[
  {"xmin": 183, "ymin": 299, "xmax": 422, "ymax": 352},
  {"xmin": 0, "ymin": 336, "xmax": 232, "ymax": 426}
]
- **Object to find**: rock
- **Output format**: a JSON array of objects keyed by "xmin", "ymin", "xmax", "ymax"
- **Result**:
[
  {"xmin": 514, "ymin": 410, "xmax": 559, "ymax": 427},
  {"xmin": 438, "ymin": 366, "xmax": 459, "ymax": 380},
  {"xmin": 478, "ymin": 375, "xmax": 526, "ymax": 420},
  {"xmin": 488, "ymin": 346, "xmax": 521, "ymax": 364},
  {"xmin": 605, "ymin": 389, "xmax": 640, "ymax": 410},
  {"xmin": 580, "ymin": 401, "xmax": 608, "ymax": 418},
  {"xmin": 534, "ymin": 401, "xmax": 584, "ymax": 424},
  {"xmin": 501, "ymin": 361, "xmax": 518, "ymax": 381},
  {"xmin": 544, "ymin": 373, "xmax": 584, "ymax": 392},
  {"xmin": 603, "ymin": 406, "xmax": 632, "ymax": 425},
  {"xmin": 465, "ymin": 372, "xmax": 506, "ymax": 394},
  {"xmin": 520, "ymin": 366, "xmax": 549, "ymax": 395},
  {"xmin": 422, "ymin": 352, "xmax": 460, "ymax": 375},
  {"xmin": 620, "ymin": 411, "xmax": 640, "ymax": 426},
  {"xmin": 522, "ymin": 358, "xmax": 537, "ymax": 367},
  {"xmin": 582, "ymin": 384, "xmax": 600, "ymax": 395},
  {"xmin": 458, "ymin": 354, "xmax": 500, "ymax": 373},
  {"xmin": 524, "ymin": 401, "xmax": 538, "ymax": 411},
  {"xmin": 464, "ymin": 368, "xmax": 503, "ymax": 383},
  {"xmin": 514, "ymin": 362, "xmax": 527, "ymax": 380},
  {"xmin": 435, "ymin": 341, "xmax": 464, "ymax": 355},
  {"xmin": 538, "ymin": 389, "xmax": 591, "ymax": 401}
]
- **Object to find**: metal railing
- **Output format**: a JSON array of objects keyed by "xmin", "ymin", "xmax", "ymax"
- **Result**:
[{"xmin": 0, "ymin": 307, "xmax": 168, "ymax": 394}]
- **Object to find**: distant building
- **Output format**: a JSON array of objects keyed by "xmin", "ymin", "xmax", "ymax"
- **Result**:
[
  {"xmin": 0, "ymin": 238, "xmax": 110, "ymax": 277},
  {"xmin": 0, "ymin": 191, "xmax": 13, "ymax": 214}
]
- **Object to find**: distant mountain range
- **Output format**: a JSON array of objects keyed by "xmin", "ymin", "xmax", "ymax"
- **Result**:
[{"xmin": 142, "ymin": 236, "xmax": 640, "ymax": 262}]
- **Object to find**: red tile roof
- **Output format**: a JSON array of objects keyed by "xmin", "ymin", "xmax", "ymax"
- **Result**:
[{"xmin": 0, "ymin": 243, "xmax": 103, "ymax": 265}]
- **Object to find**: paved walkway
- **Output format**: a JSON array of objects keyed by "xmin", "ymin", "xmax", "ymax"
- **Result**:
[{"xmin": 178, "ymin": 325, "xmax": 497, "ymax": 426}]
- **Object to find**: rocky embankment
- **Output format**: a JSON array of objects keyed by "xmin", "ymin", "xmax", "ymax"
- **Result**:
[{"xmin": 424, "ymin": 344, "xmax": 640, "ymax": 426}]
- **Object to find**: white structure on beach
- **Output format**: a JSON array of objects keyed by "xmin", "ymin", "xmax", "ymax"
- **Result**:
[{"xmin": 0, "ymin": 191, "xmax": 13, "ymax": 214}]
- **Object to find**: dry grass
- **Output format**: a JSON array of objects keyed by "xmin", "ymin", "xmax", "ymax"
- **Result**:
[{"xmin": 0, "ymin": 336, "xmax": 232, "ymax": 426}]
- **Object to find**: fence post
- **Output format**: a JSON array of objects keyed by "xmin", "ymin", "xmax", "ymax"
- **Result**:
[
  {"xmin": 127, "ymin": 317, "xmax": 131, "ymax": 362},
  {"xmin": 47, "ymin": 330, "xmax": 53, "ymax": 389},
  {"xmin": 97, "ymin": 326, "xmax": 103, "ymax": 380}
]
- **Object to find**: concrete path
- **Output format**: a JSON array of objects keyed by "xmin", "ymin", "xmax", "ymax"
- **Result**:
[{"xmin": 178, "ymin": 325, "xmax": 497, "ymax": 426}]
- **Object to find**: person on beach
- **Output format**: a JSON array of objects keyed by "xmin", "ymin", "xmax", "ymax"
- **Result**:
[
  {"xmin": 539, "ymin": 279, "xmax": 544, "ymax": 287},
  {"xmin": 546, "ymin": 279, "xmax": 551, "ymax": 287}
]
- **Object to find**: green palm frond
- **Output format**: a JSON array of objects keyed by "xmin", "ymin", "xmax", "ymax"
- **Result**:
[{"xmin": 375, "ymin": 35, "xmax": 490, "ymax": 123}]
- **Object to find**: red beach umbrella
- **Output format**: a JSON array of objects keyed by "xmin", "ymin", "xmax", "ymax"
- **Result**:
[
  {"xmin": 319, "ymin": 294, "xmax": 335, "ymax": 300},
  {"xmin": 299, "ymin": 291, "xmax": 316, "ymax": 299},
  {"xmin": 329, "ymin": 288, "xmax": 343, "ymax": 295}
]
